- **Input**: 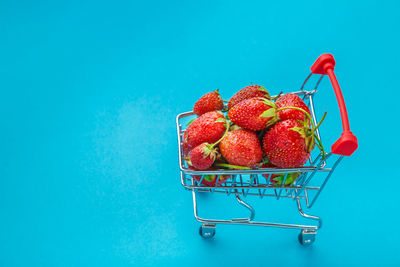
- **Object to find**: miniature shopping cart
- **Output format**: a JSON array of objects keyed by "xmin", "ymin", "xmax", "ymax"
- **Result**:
[{"xmin": 175, "ymin": 54, "xmax": 358, "ymax": 245}]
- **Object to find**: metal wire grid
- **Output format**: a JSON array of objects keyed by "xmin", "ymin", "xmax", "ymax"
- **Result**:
[{"xmin": 176, "ymin": 83, "xmax": 342, "ymax": 209}]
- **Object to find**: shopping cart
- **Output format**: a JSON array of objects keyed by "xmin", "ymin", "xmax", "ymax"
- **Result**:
[{"xmin": 175, "ymin": 54, "xmax": 358, "ymax": 245}]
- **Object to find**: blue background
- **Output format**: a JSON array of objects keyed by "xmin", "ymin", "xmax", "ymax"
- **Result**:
[{"xmin": 1, "ymin": 0, "xmax": 399, "ymax": 266}]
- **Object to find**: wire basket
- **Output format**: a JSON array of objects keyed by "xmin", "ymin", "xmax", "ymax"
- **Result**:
[{"xmin": 176, "ymin": 54, "xmax": 358, "ymax": 245}]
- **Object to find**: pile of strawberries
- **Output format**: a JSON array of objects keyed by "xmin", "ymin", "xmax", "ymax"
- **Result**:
[{"xmin": 182, "ymin": 85, "xmax": 326, "ymax": 186}]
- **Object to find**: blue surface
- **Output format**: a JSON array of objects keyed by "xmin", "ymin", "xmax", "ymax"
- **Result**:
[{"xmin": 1, "ymin": 0, "xmax": 399, "ymax": 266}]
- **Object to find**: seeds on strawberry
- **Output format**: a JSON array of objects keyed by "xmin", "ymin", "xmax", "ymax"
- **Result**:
[
  {"xmin": 193, "ymin": 89, "xmax": 224, "ymax": 116},
  {"xmin": 262, "ymin": 119, "xmax": 310, "ymax": 168},
  {"xmin": 187, "ymin": 121, "xmax": 230, "ymax": 170},
  {"xmin": 219, "ymin": 129, "xmax": 263, "ymax": 167},
  {"xmin": 183, "ymin": 111, "xmax": 227, "ymax": 153},
  {"xmin": 228, "ymin": 97, "xmax": 277, "ymax": 131},
  {"xmin": 275, "ymin": 93, "xmax": 311, "ymax": 122},
  {"xmin": 228, "ymin": 85, "xmax": 270, "ymax": 109},
  {"xmin": 188, "ymin": 143, "xmax": 217, "ymax": 170}
]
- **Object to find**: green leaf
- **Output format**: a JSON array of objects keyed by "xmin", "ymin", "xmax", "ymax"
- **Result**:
[
  {"xmin": 261, "ymin": 98, "xmax": 275, "ymax": 107},
  {"xmin": 257, "ymin": 86, "xmax": 267, "ymax": 92},
  {"xmin": 229, "ymin": 124, "xmax": 242, "ymax": 131},
  {"xmin": 272, "ymin": 175, "xmax": 283, "ymax": 185},
  {"xmin": 260, "ymin": 108, "xmax": 276, "ymax": 118},
  {"xmin": 215, "ymin": 117, "xmax": 226, "ymax": 123},
  {"xmin": 273, "ymin": 173, "xmax": 299, "ymax": 186},
  {"xmin": 186, "ymin": 158, "xmax": 193, "ymax": 166},
  {"xmin": 204, "ymin": 175, "xmax": 215, "ymax": 182},
  {"xmin": 261, "ymin": 158, "xmax": 270, "ymax": 165},
  {"xmin": 186, "ymin": 118, "xmax": 196, "ymax": 127},
  {"xmin": 202, "ymin": 145, "xmax": 212, "ymax": 158},
  {"xmin": 290, "ymin": 126, "xmax": 306, "ymax": 137}
]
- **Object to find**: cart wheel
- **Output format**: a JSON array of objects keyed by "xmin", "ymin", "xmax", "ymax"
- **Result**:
[
  {"xmin": 298, "ymin": 230, "xmax": 316, "ymax": 245},
  {"xmin": 199, "ymin": 224, "xmax": 216, "ymax": 239}
]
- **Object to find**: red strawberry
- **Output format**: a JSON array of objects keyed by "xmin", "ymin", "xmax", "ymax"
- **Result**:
[
  {"xmin": 195, "ymin": 174, "xmax": 230, "ymax": 187},
  {"xmin": 188, "ymin": 143, "xmax": 217, "ymax": 170},
  {"xmin": 228, "ymin": 97, "xmax": 277, "ymax": 131},
  {"xmin": 182, "ymin": 141, "xmax": 191, "ymax": 156},
  {"xmin": 260, "ymin": 162, "xmax": 291, "ymax": 185},
  {"xmin": 193, "ymin": 89, "xmax": 224, "ymax": 116},
  {"xmin": 219, "ymin": 129, "xmax": 263, "ymax": 167},
  {"xmin": 188, "ymin": 166, "xmax": 230, "ymax": 186},
  {"xmin": 275, "ymin": 93, "xmax": 311, "ymax": 122},
  {"xmin": 187, "ymin": 122, "xmax": 230, "ymax": 170},
  {"xmin": 270, "ymin": 173, "xmax": 300, "ymax": 186},
  {"xmin": 228, "ymin": 85, "xmax": 270, "ymax": 109},
  {"xmin": 183, "ymin": 111, "xmax": 227, "ymax": 153},
  {"xmin": 262, "ymin": 119, "xmax": 313, "ymax": 168},
  {"xmin": 261, "ymin": 164, "xmax": 300, "ymax": 186}
]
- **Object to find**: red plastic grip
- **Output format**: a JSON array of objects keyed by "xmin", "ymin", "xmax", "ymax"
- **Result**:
[{"xmin": 310, "ymin": 53, "xmax": 358, "ymax": 156}]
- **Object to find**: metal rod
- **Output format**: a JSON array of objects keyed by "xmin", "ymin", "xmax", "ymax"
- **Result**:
[
  {"xmin": 183, "ymin": 167, "xmax": 333, "ymax": 176},
  {"xmin": 307, "ymin": 156, "xmax": 344, "ymax": 208},
  {"xmin": 314, "ymin": 75, "xmax": 324, "ymax": 90},
  {"xmin": 276, "ymin": 173, "xmax": 289, "ymax": 200},
  {"xmin": 300, "ymin": 73, "xmax": 313, "ymax": 91},
  {"xmin": 308, "ymin": 94, "xmax": 322, "ymax": 142},
  {"xmin": 294, "ymin": 153, "xmax": 332, "ymax": 198},
  {"xmin": 192, "ymin": 187, "xmax": 317, "ymax": 230},
  {"xmin": 296, "ymin": 198, "xmax": 322, "ymax": 229},
  {"xmin": 232, "ymin": 192, "xmax": 256, "ymax": 222}
]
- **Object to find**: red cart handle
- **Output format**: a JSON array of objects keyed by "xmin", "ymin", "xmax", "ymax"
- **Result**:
[{"xmin": 310, "ymin": 53, "xmax": 358, "ymax": 156}]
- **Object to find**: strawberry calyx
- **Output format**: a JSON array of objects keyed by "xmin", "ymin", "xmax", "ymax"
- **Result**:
[
  {"xmin": 201, "ymin": 143, "xmax": 219, "ymax": 161},
  {"xmin": 271, "ymin": 173, "xmax": 300, "ymax": 186},
  {"xmin": 229, "ymin": 124, "xmax": 242, "ymax": 131},
  {"xmin": 253, "ymin": 97, "xmax": 279, "ymax": 127},
  {"xmin": 257, "ymin": 86, "xmax": 271, "ymax": 99},
  {"xmin": 286, "ymin": 108, "xmax": 327, "ymax": 155},
  {"xmin": 204, "ymin": 175, "xmax": 215, "ymax": 182},
  {"xmin": 258, "ymin": 99, "xmax": 311, "ymax": 128},
  {"xmin": 184, "ymin": 156, "xmax": 193, "ymax": 166}
]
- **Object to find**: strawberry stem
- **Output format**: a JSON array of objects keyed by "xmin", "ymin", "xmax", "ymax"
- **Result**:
[
  {"xmin": 209, "ymin": 121, "xmax": 230, "ymax": 149},
  {"xmin": 311, "ymin": 111, "xmax": 327, "ymax": 135},
  {"xmin": 313, "ymin": 133, "xmax": 326, "ymax": 159},
  {"xmin": 276, "ymin": 106, "xmax": 313, "ymax": 124},
  {"xmin": 271, "ymin": 91, "xmax": 283, "ymax": 100},
  {"xmin": 278, "ymin": 106, "xmax": 328, "ymax": 158},
  {"xmin": 215, "ymin": 163, "xmax": 251, "ymax": 170}
]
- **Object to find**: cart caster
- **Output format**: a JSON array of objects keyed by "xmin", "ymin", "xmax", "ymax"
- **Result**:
[
  {"xmin": 298, "ymin": 230, "xmax": 316, "ymax": 245},
  {"xmin": 199, "ymin": 224, "xmax": 216, "ymax": 239}
]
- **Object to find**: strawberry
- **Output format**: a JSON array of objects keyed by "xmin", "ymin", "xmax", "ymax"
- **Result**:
[
  {"xmin": 195, "ymin": 174, "xmax": 230, "ymax": 187},
  {"xmin": 187, "ymin": 121, "xmax": 230, "ymax": 170},
  {"xmin": 187, "ymin": 143, "xmax": 217, "ymax": 170},
  {"xmin": 193, "ymin": 89, "xmax": 224, "ymax": 116},
  {"xmin": 183, "ymin": 111, "xmax": 227, "ymax": 154},
  {"xmin": 269, "ymin": 173, "xmax": 300, "ymax": 186},
  {"xmin": 187, "ymin": 166, "xmax": 230, "ymax": 186},
  {"xmin": 275, "ymin": 93, "xmax": 311, "ymax": 122},
  {"xmin": 260, "ymin": 162, "xmax": 295, "ymax": 185},
  {"xmin": 262, "ymin": 119, "xmax": 313, "ymax": 168},
  {"xmin": 182, "ymin": 141, "xmax": 191, "ymax": 156},
  {"xmin": 228, "ymin": 96, "xmax": 312, "ymax": 131},
  {"xmin": 219, "ymin": 129, "xmax": 263, "ymax": 167},
  {"xmin": 228, "ymin": 84, "xmax": 270, "ymax": 109},
  {"xmin": 228, "ymin": 97, "xmax": 277, "ymax": 131}
]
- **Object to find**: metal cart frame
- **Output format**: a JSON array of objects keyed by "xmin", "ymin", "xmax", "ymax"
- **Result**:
[{"xmin": 176, "ymin": 54, "xmax": 358, "ymax": 245}]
